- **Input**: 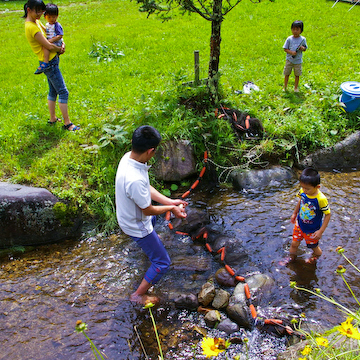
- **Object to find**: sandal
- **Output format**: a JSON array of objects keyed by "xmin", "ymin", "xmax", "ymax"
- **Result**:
[
  {"xmin": 63, "ymin": 122, "xmax": 80, "ymax": 131},
  {"xmin": 48, "ymin": 118, "xmax": 61, "ymax": 125},
  {"xmin": 34, "ymin": 62, "xmax": 49, "ymax": 75}
]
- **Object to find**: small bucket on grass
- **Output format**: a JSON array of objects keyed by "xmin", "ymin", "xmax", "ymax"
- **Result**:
[{"xmin": 340, "ymin": 81, "xmax": 360, "ymax": 112}]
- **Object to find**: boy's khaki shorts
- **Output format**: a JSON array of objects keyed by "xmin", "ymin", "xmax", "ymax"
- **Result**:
[{"xmin": 283, "ymin": 60, "xmax": 302, "ymax": 76}]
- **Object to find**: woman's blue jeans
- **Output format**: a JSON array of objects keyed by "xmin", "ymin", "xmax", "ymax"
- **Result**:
[
  {"xmin": 43, "ymin": 55, "xmax": 69, "ymax": 104},
  {"xmin": 131, "ymin": 216, "xmax": 171, "ymax": 285}
]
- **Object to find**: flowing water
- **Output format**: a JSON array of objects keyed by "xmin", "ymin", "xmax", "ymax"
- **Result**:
[{"xmin": 0, "ymin": 170, "xmax": 359, "ymax": 360}]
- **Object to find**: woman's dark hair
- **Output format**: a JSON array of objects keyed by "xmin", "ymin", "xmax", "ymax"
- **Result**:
[
  {"xmin": 132, "ymin": 126, "xmax": 161, "ymax": 154},
  {"xmin": 291, "ymin": 20, "xmax": 304, "ymax": 33},
  {"xmin": 23, "ymin": 0, "xmax": 46, "ymax": 18},
  {"xmin": 300, "ymin": 167, "xmax": 320, "ymax": 187},
  {"xmin": 45, "ymin": 3, "xmax": 59, "ymax": 16}
]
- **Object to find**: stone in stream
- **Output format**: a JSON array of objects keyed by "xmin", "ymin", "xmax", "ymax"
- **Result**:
[{"xmin": 0, "ymin": 182, "xmax": 82, "ymax": 248}]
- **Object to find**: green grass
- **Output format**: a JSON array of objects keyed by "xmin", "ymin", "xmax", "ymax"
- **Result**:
[{"xmin": 0, "ymin": 0, "xmax": 359, "ymax": 227}]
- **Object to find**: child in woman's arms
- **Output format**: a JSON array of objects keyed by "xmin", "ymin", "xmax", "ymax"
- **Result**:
[{"xmin": 35, "ymin": 3, "xmax": 63, "ymax": 74}]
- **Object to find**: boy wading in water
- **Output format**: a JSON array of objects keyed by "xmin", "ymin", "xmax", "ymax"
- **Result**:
[
  {"xmin": 289, "ymin": 168, "xmax": 331, "ymax": 264},
  {"xmin": 283, "ymin": 20, "xmax": 307, "ymax": 92},
  {"xmin": 115, "ymin": 126, "xmax": 187, "ymax": 304}
]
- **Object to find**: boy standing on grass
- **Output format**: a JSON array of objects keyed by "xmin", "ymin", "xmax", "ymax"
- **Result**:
[
  {"xmin": 288, "ymin": 168, "xmax": 331, "ymax": 264},
  {"xmin": 283, "ymin": 20, "xmax": 307, "ymax": 92}
]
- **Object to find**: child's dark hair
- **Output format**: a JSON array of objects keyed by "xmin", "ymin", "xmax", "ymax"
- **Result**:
[
  {"xmin": 291, "ymin": 20, "xmax": 304, "ymax": 33},
  {"xmin": 132, "ymin": 125, "xmax": 162, "ymax": 154},
  {"xmin": 45, "ymin": 3, "xmax": 59, "ymax": 16},
  {"xmin": 23, "ymin": 0, "xmax": 46, "ymax": 18},
  {"xmin": 300, "ymin": 167, "xmax": 320, "ymax": 187}
]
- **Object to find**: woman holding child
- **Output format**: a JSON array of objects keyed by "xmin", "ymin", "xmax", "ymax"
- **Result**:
[{"xmin": 23, "ymin": 0, "xmax": 80, "ymax": 131}]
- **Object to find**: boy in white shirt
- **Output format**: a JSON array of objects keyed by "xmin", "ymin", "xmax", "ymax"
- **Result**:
[{"xmin": 115, "ymin": 126, "xmax": 188, "ymax": 304}]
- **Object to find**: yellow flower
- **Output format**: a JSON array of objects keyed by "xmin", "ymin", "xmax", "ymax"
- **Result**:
[
  {"xmin": 301, "ymin": 345, "xmax": 312, "ymax": 355},
  {"xmin": 337, "ymin": 317, "xmax": 360, "ymax": 339},
  {"xmin": 201, "ymin": 337, "xmax": 226, "ymax": 358},
  {"xmin": 315, "ymin": 337, "xmax": 329, "ymax": 347},
  {"xmin": 298, "ymin": 358, "xmax": 307, "ymax": 360}
]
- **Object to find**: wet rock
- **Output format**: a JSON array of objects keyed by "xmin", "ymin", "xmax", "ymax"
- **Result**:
[
  {"xmin": 152, "ymin": 140, "xmax": 197, "ymax": 181},
  {"xmin": 226, "ymin": 281, "xmax": 251, "ymax": 329},
  {"xmin": 276, "ymin": 340, "xmax": 307, "ymax": 360},
  {"xmin": 171, "ymin": 207, "xmax": 210, "ymax": 234},
  {"xmin": 230, "ymin": 166, "xmax": 294, "ymax": 190},
  {"xmin": 174, "ymin": 293, "xmax": 199, "ymax": 310},
  {"xmin": 198, "ymin": 282, "xmax": 216, "ymax": 306},
  {"xmin": 204, "ymin": 309, "xmax": 221, "ymax": 328},
  {"xmin": 300, "ymin": 131, "xmax": 360, "ymax": 171},
  {"xmin": 232, "ymin": 282, "xmax": 247, "ymax": 306},
  {"xmin": 226, "ymin": 303, "xmax": 251, "ymax": 329},
  {"xmin": 215, "ymin": 268, "xmax": 237, "ymax": 287},
  {"xmin": 0, "ymin": 182, "xmax": 82, "ymax": 248},
  {"xmin": 211, "ymin": 235, "xmax": 231, "ymax": 253},
  {"xmin": 247, "ymin": 274, "xmax": 275, "ymax": 294},
  {"xmin": 217, "ymin": 318, "xmax": 240, "ymax": 334},
  {"xmin": 212, "ymin": 289, "xmax": 230, "ymax": 309},
  {"xmin": 223, "ymin": 240, "xmax": 248, "ymax": 268}
]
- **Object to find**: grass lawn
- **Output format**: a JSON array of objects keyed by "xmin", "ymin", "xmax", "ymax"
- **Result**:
[{"xmin": 0, "ymin": 0, "xmax": 359, "ymax": 226}]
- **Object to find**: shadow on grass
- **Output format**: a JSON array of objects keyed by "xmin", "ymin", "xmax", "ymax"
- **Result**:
[
  {"xmin": 282, "ymin": 91, "xmax": 306, "ymax": 105},
  {"xmin": 15, "ymin": 122, "xmax": 68, "ymax": 170}
]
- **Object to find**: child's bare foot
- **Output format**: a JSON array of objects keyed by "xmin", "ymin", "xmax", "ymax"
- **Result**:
[
  {"xmin": 279, "ymin": 255, "xmax": 297, "ymax": 266},
  {"xmin": 306, "ymin": 256, "xmax": 319, "ymax": 264},
  {"xmin": 130, "ymin": 293, "xmax": 159, "ymax": 305}
]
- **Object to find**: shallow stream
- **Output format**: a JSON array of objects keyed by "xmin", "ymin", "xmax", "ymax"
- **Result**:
[{"xmin": 0, "ymin": 170, "xmax": 359, "ymax": 359}]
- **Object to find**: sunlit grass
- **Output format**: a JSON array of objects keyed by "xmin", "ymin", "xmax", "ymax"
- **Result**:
[{"xmin": 0, "ymin": 0, "xmax": 359, "ymax": 225}]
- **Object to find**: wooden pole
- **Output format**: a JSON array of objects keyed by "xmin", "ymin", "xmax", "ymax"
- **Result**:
[{"xmin": 194, "ymin": 50, "xmax": 200, "ymax": 85}]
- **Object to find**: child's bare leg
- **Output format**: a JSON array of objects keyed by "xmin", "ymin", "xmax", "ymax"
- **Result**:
[
  {"xmin": 289, "ymin": 240, "xmax": 300, "ymax": 261},
  {"xmin": 294, "ymin": 76, "xmax": 300, "ymax": 92},
  {"xmin": 284, "ymin": 75, "xmax": 290, "ymax": 91},
  {"xmin": 306, "ymin": 246, "xmax": 322, "ymax": 264},
  {"xmin": 43, "ymin": 47, "xmax": 50, "ymax": 64},
  {"xmin": 312, "ymin": 246, "xmax": 322, "ymax": 259},
  {"xmin": 35, "ymin": 47, "xmax": 50, "ymax": 74}
]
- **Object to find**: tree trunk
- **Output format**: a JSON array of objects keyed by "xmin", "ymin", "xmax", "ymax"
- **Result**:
[{"xmin": 208, "ymin": 0, "xmax": 223, "ymax": 103}]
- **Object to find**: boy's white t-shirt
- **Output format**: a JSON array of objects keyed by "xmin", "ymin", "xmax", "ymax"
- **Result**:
[{"xmin": 115, "ymin": 152, "xmax": 153, "ymax": 238}]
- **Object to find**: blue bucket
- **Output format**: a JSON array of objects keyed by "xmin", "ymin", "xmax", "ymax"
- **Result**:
[{"xmin": 340, "ymin": 81, "xmax": 360, "ymax": 112}]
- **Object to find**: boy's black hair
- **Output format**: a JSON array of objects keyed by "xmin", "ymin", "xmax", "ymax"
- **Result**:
[
  {"xmin": 300, "ymin": 167, "xmax": 320, "ymax": 187},
  {"xmin": 45, "ymin": 3, "xmax": 59, "ymax": 16},
  {"xmin": 23, "ymin": 0, "xmax": 46, "ymax": 18},
  {"xmin": 132, "ymin": 125, "xmax": 161, "ymax": 154},
  {"xmin": 291, "ymin": 20, "xmax": 304, "ymax": 33}
]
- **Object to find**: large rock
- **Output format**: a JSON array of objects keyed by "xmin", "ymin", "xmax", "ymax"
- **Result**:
[
  {"xmin": 152, "ymin": 140, "xmax": 197, "ymax": 181},
  {"xmin": 230, "ymin": 166, "xmax": 295, "ymax": 190},
  {"xmin": 171, "ymin": 207, "xmax": 210, "ymax": 234},
  {"xmin": 300, "ymin": 131, "xmax": 360, "ymax": 170},
  {"xmin": 0, "ymin": 183, "xmax": 82, "ymax": 248}
]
